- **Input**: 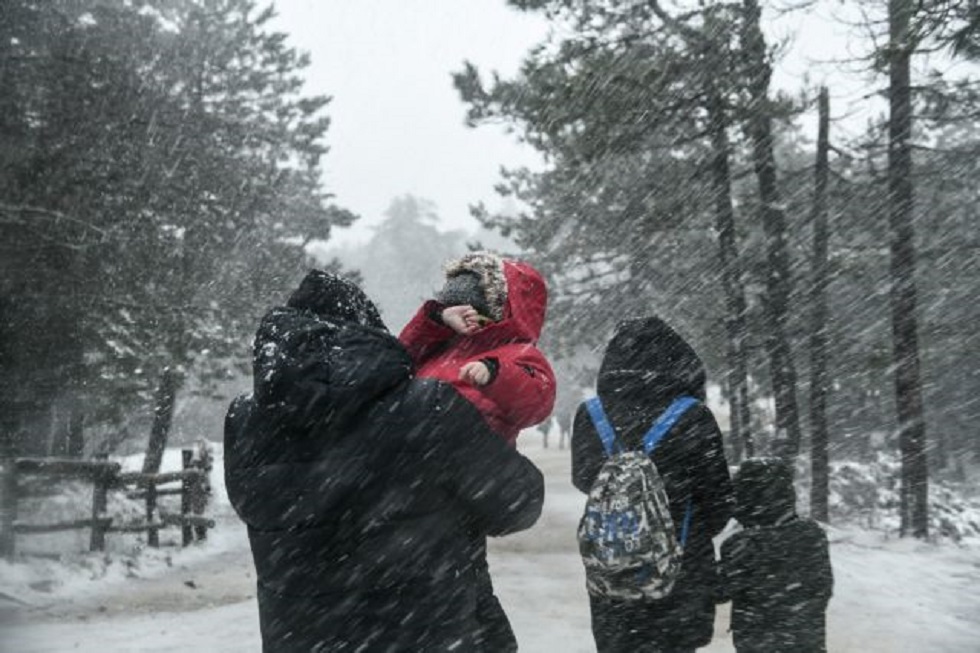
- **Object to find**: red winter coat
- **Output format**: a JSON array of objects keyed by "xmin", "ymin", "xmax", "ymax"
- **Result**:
[{"xmin": 399, "ymin": 260, "xmax": 556, "ymax": 444}]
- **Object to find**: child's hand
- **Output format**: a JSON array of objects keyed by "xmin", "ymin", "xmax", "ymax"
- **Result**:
[
  {"xmin": 441, "ymin": 305, "xmax": 483, "ymax": 335},
  {"xmin": 459, "ymin": 361, "xmax": 491, "ymax": 386}
]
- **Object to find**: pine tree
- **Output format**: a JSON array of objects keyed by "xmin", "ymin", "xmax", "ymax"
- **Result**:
[
  {"xmin": 456, "ymin": 1, "xmax": 800, "ymax": 453},
  {"xmin": 0, "ymin": 0, "xmax": 354, "ymax": 457},
  {"xmin": 738, "ymin": 0, "xmax": 804, "ymax": 461},
  {"xmin": 809, "ymin": 88, "xmax": 831, "ymax": 523}
]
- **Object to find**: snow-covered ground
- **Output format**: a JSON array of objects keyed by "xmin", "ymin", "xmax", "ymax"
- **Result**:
[{"xmin": 2, "ymin": 437, "xmax": 979, "ymax": 653}]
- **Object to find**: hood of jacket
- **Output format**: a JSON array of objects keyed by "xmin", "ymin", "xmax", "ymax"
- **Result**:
[
  {"xmin": 442, "ymin": 252, "xmax": 548, "ymax": 346},
  {"xmin": 250, "ymin": 272, "xmax": 411, "ymax": 445},
  {"xmin": 733, "ymin": 457, "xmax": 797, "ymax": 527},
  {"xmin": 596, "ymin": 316, "xmax": 706, "ymax": 408},
  {"xmin": 286, "ymin": 268, "xmax": 386, "ymax": 329}
]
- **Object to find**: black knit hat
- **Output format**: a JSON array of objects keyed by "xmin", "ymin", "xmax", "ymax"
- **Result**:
[
  {"xmin": 286, "ymin": 270, "xmax": 386, "ymax": 330},
  {"xmin": 436, "ymin": 271, "xmax": 492, "ymax": 318},
  {"xmin": 733, "ymin": 458, "xmax": 797, "ymax": 527}
]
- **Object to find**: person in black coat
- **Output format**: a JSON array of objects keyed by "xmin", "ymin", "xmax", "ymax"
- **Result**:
[
  {"xmin": 571, "ymin": 316, "xmax": 735, "ymax": 653},
  {"xmin": 718, "ymin": 458, "xmax": 833, "ymax": 653},
  {"xmin": 224, "ymin": 270, "xmax": 545, "ymax": 653}
]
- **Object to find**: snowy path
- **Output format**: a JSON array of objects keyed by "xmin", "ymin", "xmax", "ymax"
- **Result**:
[{"xmin": 2, "ymin": 442, "xmax": 979, "ymax": 652}]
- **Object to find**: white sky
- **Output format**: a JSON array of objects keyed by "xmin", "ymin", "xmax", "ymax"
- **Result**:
[
  {"xmin": 270, "ymin": 1, "xmax": 939, "ymax": 248},
  {"xmin": 272, "ymin": 0, "xmax": 551, "ymax": 246}
]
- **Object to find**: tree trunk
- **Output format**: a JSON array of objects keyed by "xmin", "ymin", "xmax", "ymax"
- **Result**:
[
  {"xmin": 67, "ymin": 405, "xmax": 85, "ymax": 458},
  {"xmin": 809, "ymin": 87, "xmax": 831, "ymax": 523},
  {"xmin": 707, "ymin": 89, "xmax": 753, "ymax": 460},
  {"xmin": 651, "ymin": 0, "xmax": 755, "ymax": 460},
  {"xmin": 888, "ymin": 0, "xmax": 928, "ymax": 539},
  {"xmin": 0, "ymin": 408, "xmax": 17, "ymax": 558},
  {"xmin": 142, "ymin": 366, "xmax": 182, "ymax": 475},
  {"xmin": 932, "ymin": 422, "xmax": 948, "ymax": 473},
  {"xmin": 46, "ymin": 404, "xmax": 63, "ymax": 457},
  {"xmin": 740, "ymin": 0, "xmax": 804, "ymax": 462}
]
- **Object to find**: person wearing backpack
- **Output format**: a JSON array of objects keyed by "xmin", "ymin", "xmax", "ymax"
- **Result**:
[{"xmin": 572, "ymin": 316, "xmax": 735, "ymax": 653}]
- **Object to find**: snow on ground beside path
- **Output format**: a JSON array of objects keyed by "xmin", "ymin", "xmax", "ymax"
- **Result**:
[
  {"xmin": 2, "ymin": 435, "xmax": 980, "ymax": 652},
  {"xmin": 0, "ymin": 446, "xmax": 243, "ymax": 612},
  {"xmin": 826, "ymin": 524, "xmax": 980, "ymax": 652},
  {"xmin": 1, "ymin": 601, "xmax": 261, "ymax": 653},
  {"xmin": 496, "ymin": 439, "xmax": 980, "ymax": 653},
  {"xmin": 489, "ymin": 438, "xmax": 595, "ymax": 652}
]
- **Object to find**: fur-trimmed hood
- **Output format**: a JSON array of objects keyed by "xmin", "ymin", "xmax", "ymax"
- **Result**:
[{"xmin": 443, "ymin": 252, "xmax": 548, "ymax": 343}]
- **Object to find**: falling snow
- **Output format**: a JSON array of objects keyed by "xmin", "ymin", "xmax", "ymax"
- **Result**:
[{"xmin": 2, "ymin": 1, "xmax": 979, "ymax": 651}]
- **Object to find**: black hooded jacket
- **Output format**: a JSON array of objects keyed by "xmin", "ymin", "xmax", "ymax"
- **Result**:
[
  {"xmin": 224, "ymin": 271, "xmax": 544, "ymax": 652},
  {"xmin": 571, "ymin": 317, "xmax": 735, "ymax": 651},
  {"xmin": 719, "ymin": 458, "xmax": 833, "ymax": 653}
]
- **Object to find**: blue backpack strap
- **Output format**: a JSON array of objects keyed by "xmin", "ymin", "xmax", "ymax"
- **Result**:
[
  {"xmin": 679, "ymin": 503, "xmax": 693, "ymax": 547},
  {"xmin": 642, "ymin": 396, "xmax": 699, "ymax": 547},
  {"xmin": 642, "ymin": 396, "xmax": 699, "ymax": 455},
  {"xmin": 585, "ymin": 397, "xmax": 622, "ymax": 457}
]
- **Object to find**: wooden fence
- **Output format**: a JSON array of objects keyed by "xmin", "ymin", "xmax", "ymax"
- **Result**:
[{"xmin": 0, "ymin": 448, "xmax": 213, "ymax": 559}]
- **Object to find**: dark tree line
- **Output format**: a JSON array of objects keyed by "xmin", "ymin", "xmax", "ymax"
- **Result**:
[
  {"xmin": 0, "ymin": 0, "xmax": 354, "ymax": 461},
  {"xmin": 458, "ymin": 0, "xmax": 980, "ymax": 538}
]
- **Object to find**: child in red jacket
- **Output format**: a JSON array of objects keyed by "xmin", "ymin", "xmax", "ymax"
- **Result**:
[
  {"xmin": 399, "ymin": 251, "xmax": 556, "ymax": 652},
  {"xmin": 399, "ymin": 251, "xmax": 556, "ymax": 445}
]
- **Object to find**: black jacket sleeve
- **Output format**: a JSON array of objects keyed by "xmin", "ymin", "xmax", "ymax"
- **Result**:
[
  {"xmin": 414, "ymin": 382, "xmax": 545, "ymax": 537},
  {"xmin": 718, "ymin": 531, "xmax": 750, "ymax": 598},
  {"xmin": 443, "ymin": 422, "xmax": 545, "ymax": 537},
  {"xmin": 223, "ymin": 394, "xmax": 253, "ymax": 512},
  {"xmin": 687, "ymin": 404, "xmax": 736, "ymax": 538},
  {"xmin": 805, "ymin": 522, "xmax": 834, "ymax": 601},
  {"xmin": 571, "ymin": 402, "xmax": 605, "ymax": 493},
  {"xmin": 223, "ymin": 394, "xmax": 376, "ymax": 531}
]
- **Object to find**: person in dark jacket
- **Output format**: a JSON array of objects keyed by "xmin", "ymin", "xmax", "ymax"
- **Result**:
[
  {"xmin": 718, "ymin": 458, "xmax": 833, "ymax": 653},
  {"xmin": 572, "ymin": 316, "xmax": 735, "ymax": 653},
  {"xmin": 224, "ymin": 270, "xmax": 545, "ymax": 653}
]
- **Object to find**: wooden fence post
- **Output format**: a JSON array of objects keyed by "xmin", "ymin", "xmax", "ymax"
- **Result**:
[
  {"xmin": 192, "ymin": 445, "xmax": 210, "ymax": 542},
  {"xmin": 146, "ymin": 477, "xmax": 159, "ymax": 548},
  {"xmin": 89, "ymin": 454, "xmax": 109, "ymax": 552},
  {"xmin": 181, "ymin": 450, "xmax": 193, "ymax": 547}
]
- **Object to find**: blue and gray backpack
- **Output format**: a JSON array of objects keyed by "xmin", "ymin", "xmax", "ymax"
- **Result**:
[{"xmin": 577, "ymin": 396, "xmax": 697, "ymax": 600}]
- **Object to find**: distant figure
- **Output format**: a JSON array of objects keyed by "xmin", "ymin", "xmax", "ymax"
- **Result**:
[
  {"xmin": 719, "ymin": 458, "xmax": 833, "ymax": 653},
  {"xmin": 552, "ymin": 380, "xmax": 582, "ymax": 450},
  {"xmin": 224, "ymin": 270, "xmax": 544, "ymax": 652},
  {"xmin": 572, "ymin": 316, "xmax": 735, "ymax": 653},
  {"xmin": 399, "ymin": 251, "xmax": 556, "ymax": 652}
]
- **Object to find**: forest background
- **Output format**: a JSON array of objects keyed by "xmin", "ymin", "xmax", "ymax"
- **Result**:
[{"xmin": 2, "ymin": 0, "xmax": 979, "ymax": 541}]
